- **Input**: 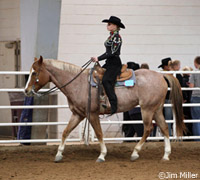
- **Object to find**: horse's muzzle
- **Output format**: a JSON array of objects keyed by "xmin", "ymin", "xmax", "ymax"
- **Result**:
[{"xmin": 24, "ymin": 88, "xmax": 34, "ymax": 97}]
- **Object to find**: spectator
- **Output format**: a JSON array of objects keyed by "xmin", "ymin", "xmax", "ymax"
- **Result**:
[
  {"xmin": 182, "ymin": 66, "xmax": 193, "ymax": 107},
  {"xmin": 182, "ymin": 66, "xmax": 193, "ymax": 138},
  {"xmin": 122, "ymin": 62, "xmax": 143, "ymax": 141},
  {"xmin": 158, "ymin": 57, "xmax": 173, "ymax": 136},
  {"xmin": 141, "ymin": 63, "xmax": 149, "ymax": 69},
  {"xmin": 169, "ymin": 60, "xmax": 183, "ymax": 86},
  {"xmin": 158, "ymin": 57, "xmax": 171, "ymax": 71},
  {"xmin": 127, "ymin": 61, "xmax": 140, "ymax": 70},
  {"xmin": 168, "ymin": 60, "xmax": 180, "ymax": 71},
  {"xmin": 182, "ymin": 66, "xmax": 193, "ymax": 72},
  {"xmin": 189, "ymin": 56, "xmax": 200, "ymax": 141}
]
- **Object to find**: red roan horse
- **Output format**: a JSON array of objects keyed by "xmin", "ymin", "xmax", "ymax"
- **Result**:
[{"xmin": 25, "ymin": 56, "xmax": 186, "ymax": 162}]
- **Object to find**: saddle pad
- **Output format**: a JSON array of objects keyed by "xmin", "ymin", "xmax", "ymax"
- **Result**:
[{"xmin": 90, "ymin": 69, "xmax": 136, "ymax": 87}]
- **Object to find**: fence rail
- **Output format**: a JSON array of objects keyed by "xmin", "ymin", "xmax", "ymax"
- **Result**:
[
  {"xmin": 0, "ymin": 103, "xmax": 200, "ymax": 109},
  {"xmin": 0, "ymin": 87, "xmax": 200, "ymax": 92},
  {"xmin": 0, "ymin": 70, "xmax": 200, "ymax": 144},
  {"xmin": 1, "ymin": 119, "xmax": 200, "ymax": 127}
]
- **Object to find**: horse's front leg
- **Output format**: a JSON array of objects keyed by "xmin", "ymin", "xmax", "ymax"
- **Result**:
[
  {"xmin": 90, "ymin": 113, "xmax": 107, "ymax": 162},
  {"xmin": 55, "ymin": 113, "xmax": 83, "ymax": 162}
]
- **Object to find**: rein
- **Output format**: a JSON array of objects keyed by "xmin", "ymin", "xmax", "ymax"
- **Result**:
[
  {"xmin": 82, "ymin": 67, "xmax": 94, "ymax": 145},
  {"xmin": 32, "ymin": 59, "xmax": 92, "ymax": 97}
]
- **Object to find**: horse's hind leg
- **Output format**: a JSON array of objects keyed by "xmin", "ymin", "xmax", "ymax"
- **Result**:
[
  {"xmin": 55, "ymin": 113, "xmax": 83, "ymax": 162},
  {"xmin": 131, "ymin": 109, "xmax": 154, "ymax": 161},
  {"xmin": 154, "ymin": 108, "xmax": 171, "ymax": 160},
  {"xmin": 89, "ymin": 113, "xmax": 107, "ymax": 162}
]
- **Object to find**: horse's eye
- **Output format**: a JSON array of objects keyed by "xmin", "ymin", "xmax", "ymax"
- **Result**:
[{"xmin": 32, "ymin": 72, "xmax": 37, "ymax": 76}]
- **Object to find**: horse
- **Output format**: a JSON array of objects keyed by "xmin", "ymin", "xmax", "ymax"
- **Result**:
[{"xmin": 24, "ymin": 56, "xmax": 186, "ymax": 162}]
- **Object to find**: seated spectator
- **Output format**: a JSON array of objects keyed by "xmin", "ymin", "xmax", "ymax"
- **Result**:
[
  {"xmin": 182, "ymin": 66, "xmax": 193, "ymax": 138},
  {"xmin": 141, "ymin": 63, "xmax": 149, "ymax": 69},
  {"xmin": 189, "ymin": 56, "xmax": 200, "ymax": 141}
]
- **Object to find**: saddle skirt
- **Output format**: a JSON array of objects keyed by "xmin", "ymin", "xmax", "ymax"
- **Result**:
[{"xmin": 92, "ymin": 63, "xmax": 133, "ymax": 84}]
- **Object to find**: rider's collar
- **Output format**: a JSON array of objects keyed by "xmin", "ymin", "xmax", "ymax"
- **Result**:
[{"xmin": 110, "ymin": 30, "xmax": 119, "ymax": 35}]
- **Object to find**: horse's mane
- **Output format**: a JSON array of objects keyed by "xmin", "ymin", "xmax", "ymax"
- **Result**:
[{"xmin": 44, "ymin": 59, "xmax": 82, "ymax": 74}]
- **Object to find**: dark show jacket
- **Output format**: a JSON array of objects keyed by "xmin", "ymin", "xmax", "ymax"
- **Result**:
[{"xmin": 98, "ymin": 30, "xmax": 122, "ymax": 68}]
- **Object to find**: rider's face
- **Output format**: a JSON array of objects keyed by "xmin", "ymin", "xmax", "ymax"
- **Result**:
[{"xmin": 107, "ymin": 23, "xmax": 118, "ymax": 32}]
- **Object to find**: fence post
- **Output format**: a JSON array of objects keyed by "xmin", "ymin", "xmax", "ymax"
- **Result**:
[{"xmin": 172, "ymin": 72, "xmax": 177, "ymax": 139}]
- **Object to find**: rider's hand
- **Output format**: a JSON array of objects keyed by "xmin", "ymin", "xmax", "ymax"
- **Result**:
[{"xmin": 91, "ymin": 57, "xmax": 98, "ymax": 62}]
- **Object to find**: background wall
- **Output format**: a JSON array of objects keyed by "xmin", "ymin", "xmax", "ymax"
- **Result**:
[
  {"xmin": 0, "ymin": 0, "xmax": 21, "ymax": 136},
  {"xmin": 20, "ymin": 0, "xmax": 61, "ymax": 71},
  {"xmin": 57, "ymin": 0, "xmax": 200, "ymax": 139},
  {"xmin": 0, "ymin": 0, "xmax": 20, "ymax": 41},
  {"xmin": 58, "ymin": 0, "xmax": 200, "ymax": 70}
]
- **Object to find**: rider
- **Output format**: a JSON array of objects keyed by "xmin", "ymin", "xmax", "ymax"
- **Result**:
[{"xmin": 91, "ymin": 16, "xmax": 125, "ymax": 115}]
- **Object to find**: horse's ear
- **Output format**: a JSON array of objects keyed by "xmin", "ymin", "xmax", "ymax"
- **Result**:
[
  {"xmin": 34, "ymin": 57, "xmax": 37, "ymax": 61},
  {"xmin": 38, "ymin": 56, "xmax": 43, "ymax": 66}
]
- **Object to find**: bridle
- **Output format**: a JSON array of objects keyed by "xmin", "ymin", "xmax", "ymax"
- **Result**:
[
  {"xmin": 31, "ymin": 69, "xmax": 41, "ymax": 96},
  {"xmin": 30, "ymin": 59, "xmax": 93, "ymax": 97}
]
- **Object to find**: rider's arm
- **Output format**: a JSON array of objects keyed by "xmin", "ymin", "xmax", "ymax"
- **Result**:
[{"xmin": 98, "ymin": 35, "xmax": 122, "ymax": 61}]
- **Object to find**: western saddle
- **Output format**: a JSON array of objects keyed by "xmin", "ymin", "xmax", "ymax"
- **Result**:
[{"xmin": 92, "ymin": 62, "xmax": 133, "ymax": 83}]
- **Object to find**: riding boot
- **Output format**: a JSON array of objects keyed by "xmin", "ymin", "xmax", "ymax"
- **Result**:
[
  {"xmin": 102, "ymin": 82, "xmax": 118, "ymax": 114},
  {"xmin": 102, "ymin": 65, "xmax": 121, "ymax": 115},
  {"xmin": 110, "ymin": 101, "xmax": 117, "ymax": 115}
]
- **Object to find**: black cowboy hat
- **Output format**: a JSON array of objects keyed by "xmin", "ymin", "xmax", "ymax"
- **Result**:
[
  {"xmin": 102, "ymin": 16, "xmax": 125, "ymax": 29},
  {"xmin": 127, "ymin": 62, "xmax": 140, "ymax": 71},
  {"xmin": 158, "ymin": 57, "xmax": 172, "ymax": 68}
]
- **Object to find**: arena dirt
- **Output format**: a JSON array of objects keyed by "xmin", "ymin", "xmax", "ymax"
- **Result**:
[{"xmin": 0, "ymin": 142, "xmax": 199, "ymax": 180}]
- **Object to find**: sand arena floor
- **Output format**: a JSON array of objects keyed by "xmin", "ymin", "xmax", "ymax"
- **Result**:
[{"xmin": 0, "ymin": 142, "xmax": 199, "ymax": 180}]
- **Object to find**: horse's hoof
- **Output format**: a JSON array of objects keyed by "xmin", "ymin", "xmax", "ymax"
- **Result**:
[
  {"xmin": 96, "ymin": 158, "xmax": 105, "ymax": 163},
  {"xmin": 162, "ymin": 157, "xmax": 170, "ymax": 161},
  {"xmin": 54, "ymin": 155, "xmax": 63, "ymax": 163},
  {"xmin": 130, "ymin": 155, "xmax": 139, "ymax": 161}
]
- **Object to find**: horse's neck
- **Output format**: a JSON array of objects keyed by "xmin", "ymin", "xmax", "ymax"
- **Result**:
[{"xmin": 44, "ymin": 60, "xmax": 88, "ymax": 97}]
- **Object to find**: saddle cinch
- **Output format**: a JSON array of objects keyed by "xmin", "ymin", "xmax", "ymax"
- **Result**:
[{"xmin": 92, "ymin": 63, "xmax": 133, "ymax": 83}]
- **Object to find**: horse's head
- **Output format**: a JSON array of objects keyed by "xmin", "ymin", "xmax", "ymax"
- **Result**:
[{"xmin": 24, "ymin": 56, "xmax": 50, "ymax": 96}]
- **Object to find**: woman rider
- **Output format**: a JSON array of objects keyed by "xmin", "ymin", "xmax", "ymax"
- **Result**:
[{"xmin": 91, "ymin": 16, "xmax": 125, "ymax": 115}]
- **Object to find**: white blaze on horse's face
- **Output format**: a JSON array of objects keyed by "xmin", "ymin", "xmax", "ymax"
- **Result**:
[
  {"xmin": 24, "ymin": 67, "xmax": 35, "ymax": 96},
  {"xmin": 24, "ymin": 66, "xmax": 42, "ymax": 96}
]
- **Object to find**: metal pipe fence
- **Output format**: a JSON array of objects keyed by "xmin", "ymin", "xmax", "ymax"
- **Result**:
[{"xmin": 0, "ymin": 70, "xmax": 200, "ymax": 144}]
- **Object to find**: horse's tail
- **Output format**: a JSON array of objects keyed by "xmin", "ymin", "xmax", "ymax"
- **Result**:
[{"xmin": 164, "ymin": 74, "xmax": 187, "ymax": 137}]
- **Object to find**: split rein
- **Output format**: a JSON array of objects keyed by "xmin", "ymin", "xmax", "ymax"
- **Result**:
[{"xmin": 31, "ymin": 59, "xmax": 93, "ymax": 97}]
